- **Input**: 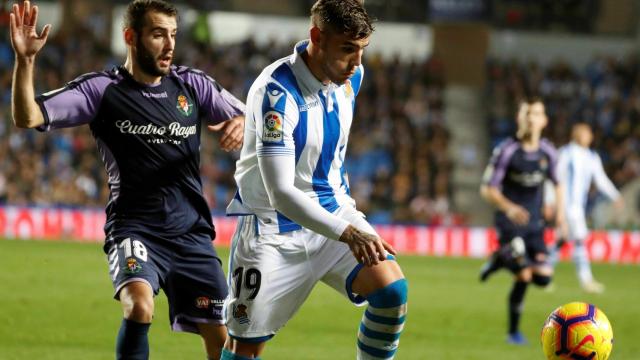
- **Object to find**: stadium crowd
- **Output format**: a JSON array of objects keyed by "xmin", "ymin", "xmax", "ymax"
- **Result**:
[
  {"xmin": 0, "ymin": 18, "xmax": 453, "ymax": 225},
  {"xmin": 486, "ymin": 55, "xmax": 640, "ymax": 191}
]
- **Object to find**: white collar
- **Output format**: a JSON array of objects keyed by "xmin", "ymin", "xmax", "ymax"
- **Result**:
[{"xmin": 290, "ymin": 40, "xmax": 333, "ymax": 93}]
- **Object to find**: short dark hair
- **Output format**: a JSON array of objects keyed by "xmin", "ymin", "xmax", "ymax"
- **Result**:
[
  {"xmin": 124, "ymin": 0, "xmax": 178, "ymax": 34},
  {"xmin": 311, "ymin": 0, "xmax": 375, "ymax": 39}
]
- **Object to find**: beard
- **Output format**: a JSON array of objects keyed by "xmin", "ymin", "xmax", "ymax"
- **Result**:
[{"xmin": 135, "ymin": 37, "xmax": 170, "ymax": 77}]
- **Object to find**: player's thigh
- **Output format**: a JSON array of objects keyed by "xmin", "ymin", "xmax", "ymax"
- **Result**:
[
  {"xmin": 166, "ymin": 230, "xmax": 228, "ymax": 333},
  {"xmin": 525, "ymin": 227, "xmax": 553, "ymax": 276},
  {"xmin": 105, "ymin": 233, "xmax": 169, "ymax": 300},
  {"xmin": 225, "ymin": 216, "xmax": 316, "ymax": 339},
  {"xmin": 119, "ymin": 282, "xmax": 155, "ymax": 321},
  {"xmin": 320, "ymin": 207, "xmax": 405, "ymax": 300},
  {"xmin": 197, "ymin": 322, "xmax": 227, "ymax": 355}
]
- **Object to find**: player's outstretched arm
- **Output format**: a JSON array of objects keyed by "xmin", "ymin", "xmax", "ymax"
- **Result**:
[
  {"xmin": 9, "ymin": 0, "xmax": 50, "ymax": 129},
  {"xmin": 207, "ymin": 115, "xmax": 244, "ymax": 152}
]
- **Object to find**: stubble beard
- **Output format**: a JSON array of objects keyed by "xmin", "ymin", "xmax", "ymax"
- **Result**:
[{"xmin": 135, "ymin": 37, "xmax": 170, "ymax": 77}]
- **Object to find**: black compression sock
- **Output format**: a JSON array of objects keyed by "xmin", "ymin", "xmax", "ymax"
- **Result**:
[{"xmin": 116, "ymin": 318, "xmax": 151, "ymax": 360}]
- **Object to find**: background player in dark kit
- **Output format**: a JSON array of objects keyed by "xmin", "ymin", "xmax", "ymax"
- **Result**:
[
  {"xmin": 9, "ymin": 1, "xmax": 244, "ymax": 358},
  {"xmin": 479, "ymin": 96, "xmax": 567, "ymax": 345}
]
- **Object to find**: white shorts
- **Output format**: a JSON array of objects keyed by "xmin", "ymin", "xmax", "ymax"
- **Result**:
[
  {"xmin": 566, "ymin": 207, "xmax": 588, "ymax": 241},
  {"xmin": 224, "ymin": 205, "xmax": 376, "ymax": 339}
]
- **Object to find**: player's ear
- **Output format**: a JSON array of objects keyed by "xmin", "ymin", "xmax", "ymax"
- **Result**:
[
  {"xmin": 124, "ymin": 28, "xmax": 136, "ymax": 47},
  {"xmin": 310, "ymin": 26, "xmax": 323, "ymax": 45}
]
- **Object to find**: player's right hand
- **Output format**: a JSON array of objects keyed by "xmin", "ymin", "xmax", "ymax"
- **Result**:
[
  {"xmin": 339, "ymin": 225, "xmax": 397, "ymax": 267},
  {"xmin": 505, "ymin": 204, "xmax": 529, "ymax": 226},
  {"xmin": 9, "ymin": 1, "xmax": 51, "ymax": 60}
]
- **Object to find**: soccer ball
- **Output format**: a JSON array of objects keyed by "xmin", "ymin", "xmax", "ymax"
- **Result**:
[{"xmin": 541, "ymin": 302, "xmax": 613, "ymax": 360}]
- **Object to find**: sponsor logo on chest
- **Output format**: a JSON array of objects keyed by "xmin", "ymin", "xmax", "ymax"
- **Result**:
[{"xmin": 114, "ymin": 119, "xmax": 197, "ymax": 145}]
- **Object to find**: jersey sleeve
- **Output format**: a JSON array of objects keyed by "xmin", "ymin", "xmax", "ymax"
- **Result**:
[
  {"xmin": 254, "ymin": 82, "xmax": 298, "ymax": 158},
  {"xmin": 35, "ymin": 73, "xmax": 112, "ymax": 131},
  {"xmin": 178, "ymin": 68, "xmax": 245, "ymax": 125},
  {"xmin": 482, "ymin": 140, "xmax": 514, "ymax": 187},
  {"xmin": 542, "ymin": 140, "xmax": 559, "ymax": 184},
  {"xmin": 592, "ymin": 152, "xmax": 620, "ymax": 201},
  {"xmin": 556, "ymin": 147, "xmax": 569, "ymax": 184}
]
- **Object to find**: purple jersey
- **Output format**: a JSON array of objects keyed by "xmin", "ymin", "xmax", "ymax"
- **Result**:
[
  {"xmin": 482, "ymin": 137, "xmax": 558, "ymax": 228},
  {"xmin": 36, "ymin": 65, "xmax": 245, "ymax": 239}
]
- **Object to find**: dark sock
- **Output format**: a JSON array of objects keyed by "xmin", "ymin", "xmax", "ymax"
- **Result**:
[
  {"xmin": 480, "ymin": 251, "xmax": 504, "ymax": 281},
  {"xmin": 508, "ymin": 281, "xmax": 528, "ymax": 334},
  {"xmin": 116, "ymin": 319, "xmax": 151, "ymax": 360}
]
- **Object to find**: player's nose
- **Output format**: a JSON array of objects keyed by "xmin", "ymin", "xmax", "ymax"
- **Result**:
[
  {"xmin": 352, "ymin": 49, "xmax": 364, "ymax": 67},
  {"xmin": 165, "ymin": 36, "xmax": 175, "ymax": 51}
]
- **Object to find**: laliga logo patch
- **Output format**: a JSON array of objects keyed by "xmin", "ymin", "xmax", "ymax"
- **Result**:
[
  {"xmin": 233, "ymin": 303, "xmax": 250, "ymax": 325},
  {"xmin": 176, "ymin": 94, "xmax": 193, "ymax": 116},
  {"xmin": 344, "ymin": 79, "xmax": 354, "ymax": 99},
  {"xmin": 263, "ymin": 111, "xmax": 283, "ymax": 143},
  {"xmin": 123, "ymin": 257, "xmax": 142, "ymax": 274}
]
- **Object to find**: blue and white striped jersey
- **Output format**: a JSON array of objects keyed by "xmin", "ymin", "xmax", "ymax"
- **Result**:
[
  {"xmin": 227, "ymin": 40, "xmax": 364, "ymax": 235},
  {"xmin": 557, "ymin": 142, "xmax": 620, "ymax": 211}
]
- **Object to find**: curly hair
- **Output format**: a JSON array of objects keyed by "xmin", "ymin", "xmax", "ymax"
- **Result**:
[{"xmin": 311, "ymin": 0, "xmax": 375, "ymax": 39}]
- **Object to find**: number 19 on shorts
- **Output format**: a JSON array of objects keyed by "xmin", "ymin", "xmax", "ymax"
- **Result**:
[{"xmin": 232, "ymin": 267, "xmax": 262, "ymax": 300}]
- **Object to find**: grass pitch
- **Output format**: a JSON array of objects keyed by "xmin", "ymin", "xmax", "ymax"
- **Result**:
[{"xmin": 0, "ymin": 239, "xmax": 638, "ymax": 359}]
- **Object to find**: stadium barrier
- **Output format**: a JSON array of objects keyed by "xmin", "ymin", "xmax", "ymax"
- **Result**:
[{"xmin": 0, "ymin": 206, "xmax": 639, "ymax": 264}]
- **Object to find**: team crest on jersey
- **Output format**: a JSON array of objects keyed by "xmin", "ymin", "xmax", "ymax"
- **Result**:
[
  {"xmin": 539, "ymin": 158, "xmax": 548, "ymax": 170},
  {"xmin": 233, "ymin": 303, "xmax": 250, "ymax": 324},
  {"xmin": 263, "ymin": 111, "xmax": 283, "ymax": 143},
  {"xmin": 344, "ymin": 79, "xmax": 354, "ymax": 99},
  {"xmin": 176, "ymin": 94, "xmax": 193, "ymax": 116},
  {"xmin": 123, "ymin": 258, "xmax": 142, "ymax": 274}
]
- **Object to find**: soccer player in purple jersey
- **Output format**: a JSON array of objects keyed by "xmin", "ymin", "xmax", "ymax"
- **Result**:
[
  {"xmin": 479, "ymin": 96, "xmax": 568, "ymax": 345},
  {"xmin": 9, "ymin": 1, "xmax": 244, "ymax": 358}
]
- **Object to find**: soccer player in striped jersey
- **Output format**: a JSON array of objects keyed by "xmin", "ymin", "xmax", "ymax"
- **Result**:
[
  {"xmin": 9, "ymin": 1, "xmax": 244, "ymax": 358},
  {"xmin": 548, "ymin": 122, "xmax": 623, "ymax": 293},
  {"xmin": 222, "ymin": 1, "xmax": 408, "ymax": 359},
  {"xmin": 479, "ymin": 97, "xmax": 567, "ymax": 345}
]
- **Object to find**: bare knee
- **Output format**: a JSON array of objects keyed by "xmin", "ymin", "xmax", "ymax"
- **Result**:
[
  {"xmin": 515, "ymin": 267, "xmax": 532, "ymax": 283},
  {"xmin": 120, "ymin": 282, "xmax": 154, "ymax": 323},
  {"xmin": 352, "ymin": 260, "xmax": 405, "ymax": 297}
]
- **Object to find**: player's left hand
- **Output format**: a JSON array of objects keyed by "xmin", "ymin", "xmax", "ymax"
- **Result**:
[
  {"xmin": 9, "ymin": 1, "xmax": 51, "ymax": 60},
  {"xmin": 339, "ymin": 225, "xmax": 397, "ymax": 267},
  {"xmin": 208, "ymin": 115, "xmax": 244, "ymax": 152}
]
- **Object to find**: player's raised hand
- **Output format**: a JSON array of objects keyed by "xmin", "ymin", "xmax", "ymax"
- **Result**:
[
  {"xmin": 339, "ymin": 225, "xmax": 397, "ymax": 267},
  {"xmin": 9, "ymin": 1, "xmax": 51, "ymax": 60},
  {"xmin": 208, "ymin": 115, "xmax": 244, "ymax": 152}
]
